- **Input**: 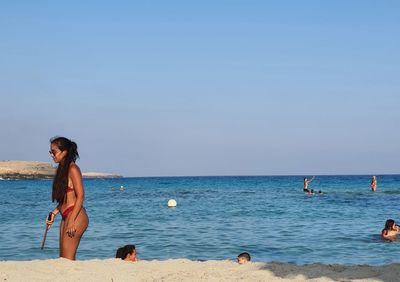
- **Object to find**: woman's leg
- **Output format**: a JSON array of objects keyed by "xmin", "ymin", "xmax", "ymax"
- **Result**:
[{"xmin": 60, "ymin": 209, "xmax": 89, "ymax": 260}]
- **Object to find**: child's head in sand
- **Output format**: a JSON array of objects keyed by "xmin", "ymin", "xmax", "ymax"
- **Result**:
[
  {"xmin": 116, "ymin": 245, "xmax": 138, "ymax": 262},
  {"xmin": 237, "ymin": 252, "xmax": 251, "ymax": 264}
]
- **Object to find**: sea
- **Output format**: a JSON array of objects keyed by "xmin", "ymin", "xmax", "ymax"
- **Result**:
[{"xmin": 1, "ymin": 175, "xmax": 400, "ymax": 265}]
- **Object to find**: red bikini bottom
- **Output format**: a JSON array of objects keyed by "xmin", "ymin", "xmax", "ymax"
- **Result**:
[{"xmin": 61, "ymin": 206, "xmax": 75, "ymax": 220}]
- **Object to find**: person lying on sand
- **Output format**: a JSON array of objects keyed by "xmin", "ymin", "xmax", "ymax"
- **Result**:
[
  {"xmin": 115, "ymin": 245, "xmax": 139, "ymax": 262},
  {"xmin": 381, "ymin": 219, "xmax": 400, "ymax": 240}
]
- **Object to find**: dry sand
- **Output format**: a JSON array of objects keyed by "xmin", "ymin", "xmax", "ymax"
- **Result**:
[{"xmin": 0, "ymin": 259, "xmax": 398, "ymax": 282}]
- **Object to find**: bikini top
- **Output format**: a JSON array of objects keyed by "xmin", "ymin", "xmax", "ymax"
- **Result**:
[{"xmin": 66, "ymin": 186, "xmax": 74, "ymax": 192}]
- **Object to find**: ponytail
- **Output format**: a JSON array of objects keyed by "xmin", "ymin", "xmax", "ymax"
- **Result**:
[{"xmin": 50, "ymin": 137, "xmax": 80, "ymax": 203}]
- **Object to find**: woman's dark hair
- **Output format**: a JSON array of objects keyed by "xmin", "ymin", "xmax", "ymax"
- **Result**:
[
  {"xmin": 115, "ymin": 245, "xmax": 136, "ymax": 260},
  {"xmin": 115, "ymin": 247, "xmax": 125, "ymax": 259},
  {"xmin": 384, "ymin": 219, "xmax": 395, "ymax": 231},
  {"xmin": 51, "ymin": 136, "xmax": 79, "ymax": 204}
]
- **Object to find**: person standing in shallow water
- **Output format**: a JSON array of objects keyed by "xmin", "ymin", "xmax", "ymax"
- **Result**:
[
  {"xmin": 45, "ymin": 137, "xmax": 89, "ymax": 260},
  {"xmin": 371, "ymin": 176, "xmax": 377, "ymax": 192},
  {"xmin": 303, "ymin": 176, "xmax": 315, "ymax": 194},
  {"xmin": 381, "ymin": 219, "xmax": 400, "ymax": 240}
]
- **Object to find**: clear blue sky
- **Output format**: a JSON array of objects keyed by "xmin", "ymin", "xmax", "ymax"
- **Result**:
[{"xmin": 1, "ymin": 1, "xmax": 399, "ymax": 176}]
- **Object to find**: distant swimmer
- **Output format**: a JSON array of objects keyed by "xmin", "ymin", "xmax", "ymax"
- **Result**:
[
  {"xmin": 111, "ymin": 185, "xmax": 125, "ymax": 191},
  {"xmin": 381, "ymin": 219, "xmax": 400, "ymax": 240},
  {"xmin": 371, "ymin": 176, "xmax": 377, "ymax": 192},
  {"xmin": 303, "ymin": 176, "xmax": 315, "ymax": 194}
]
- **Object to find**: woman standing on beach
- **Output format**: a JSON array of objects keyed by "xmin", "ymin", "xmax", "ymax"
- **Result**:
[{"xmin": 45, "ymin": 137, "xmax": 89, "ymax": 260}]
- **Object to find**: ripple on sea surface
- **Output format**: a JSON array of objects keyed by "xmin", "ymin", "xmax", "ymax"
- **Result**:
[{"xmin": 1, "ymin": 175, "xmax": 400, "ymax": 264}]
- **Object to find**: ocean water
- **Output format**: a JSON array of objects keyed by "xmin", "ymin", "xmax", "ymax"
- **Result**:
[{"xmin": 1, "ymin": 175, "xmax": 400, "ymax": 265}]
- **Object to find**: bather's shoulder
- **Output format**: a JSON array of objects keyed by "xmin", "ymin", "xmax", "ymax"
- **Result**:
[{"xmin": 68, "ymin": 162, "xmax": 82, "ymax": 175}]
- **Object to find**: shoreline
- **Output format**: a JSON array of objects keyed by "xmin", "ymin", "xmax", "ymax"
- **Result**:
[{"xmin": 0, "ymin": 258, "xmax": 398, "ymax": 281}]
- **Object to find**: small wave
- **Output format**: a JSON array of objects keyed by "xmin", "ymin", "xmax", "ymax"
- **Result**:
[{"xmin": 382, "ymin": 190, "xmax": 400, "ymax": 195}]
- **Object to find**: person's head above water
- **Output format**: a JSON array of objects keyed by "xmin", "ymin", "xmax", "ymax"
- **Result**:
[
  {"xmin": 384, "ymin": 219, "xmax": 396, "ymax": 231},
  {"xmin": 237, "ymin": 252, "xmax": 251, "ymax": 264},
  {"xmin": 116, "ymin": 245, "xmax": 138, "ymax": 262}
]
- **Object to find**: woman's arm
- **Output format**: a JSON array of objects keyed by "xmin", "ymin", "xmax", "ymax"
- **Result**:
[
  {"xmin": 52, "ymin": 206, "xmax": 60, "ymax": 216},
  {"xmin": 46, "ymin": 206, "xmax": 60, "ymax": 226}
]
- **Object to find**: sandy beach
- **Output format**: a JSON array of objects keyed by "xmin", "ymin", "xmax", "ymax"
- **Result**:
[{"xmin": 0, "ymin": 259, "xmax": 398, "ymax": 282}]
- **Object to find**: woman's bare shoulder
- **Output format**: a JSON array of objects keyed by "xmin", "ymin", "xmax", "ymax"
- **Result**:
[{"xmin": 69, "ymin": 163, "xmax": 82, "ymax": 175}]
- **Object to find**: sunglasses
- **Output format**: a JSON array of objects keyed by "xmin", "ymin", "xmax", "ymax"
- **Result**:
[{"xmin": 49, "ymin": 150, "xmax": 61, "ymax": 156}]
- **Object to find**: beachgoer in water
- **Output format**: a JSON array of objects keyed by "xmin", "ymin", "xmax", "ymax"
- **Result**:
[
  {"xmin": 45, "ymin": 137, "xmax": 89, "ymax": 260},
  {"xmin": 116, "ymin": 245, "xmax": 138, "ymax": 262},
  {"xmin": 237, "ymin": 252, "xmax": 251, "ymax": 264},
  {"xmin": 381, "ymin": 219, "xmax": 400, "ymax": 240},
  {"xmin": 303, "ymin": 176, "xmax": 315, "ymax": 194},
  {"xmin": 371, "ymin": 176, "xmax": 377, "ymax": 192}
]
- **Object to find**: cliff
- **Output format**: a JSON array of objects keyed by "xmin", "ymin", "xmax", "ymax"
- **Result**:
[
  {"xmin": 0, "ymin": 161, "xmax": 121, "ymax": 179},
  {"xmin": 0, "ymin": 160, "xmax": 55, "ymax": 179}
]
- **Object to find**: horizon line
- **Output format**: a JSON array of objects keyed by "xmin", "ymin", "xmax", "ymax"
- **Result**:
[{"xmin": 118, "ymin": 173, "xmax": 400, "ymax": 178}]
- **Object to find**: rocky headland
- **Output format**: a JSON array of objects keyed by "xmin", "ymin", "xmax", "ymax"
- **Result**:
[{"xmin": 0, "ymin": 161, "xmax": 121, "ymax": 179}]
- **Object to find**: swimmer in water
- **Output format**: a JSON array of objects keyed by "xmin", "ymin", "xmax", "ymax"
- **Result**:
[
  {"xmin": 303, "ymin": 176, "xmax": 315, "ymax": 194},
  {"xmin": 381, "ymin": 219, "xmax": 400, "ymax": 240},
  {"xmin": 370, "ymin": 176, "xmax": 377, "ymax": 192}
]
